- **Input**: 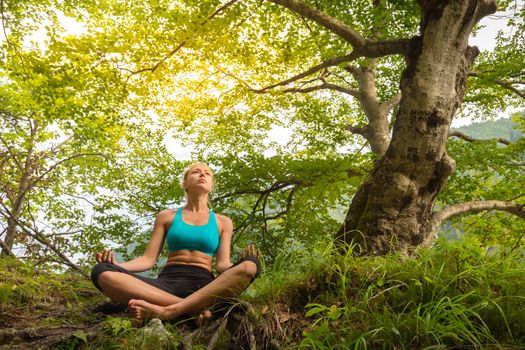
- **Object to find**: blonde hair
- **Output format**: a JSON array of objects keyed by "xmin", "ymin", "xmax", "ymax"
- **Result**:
[{"xmin": 181, "ymin": 162, "xmax": 215, "ymax": 194}]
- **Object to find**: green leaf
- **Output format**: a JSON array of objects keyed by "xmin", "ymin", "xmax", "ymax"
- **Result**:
[{"xmin": 72, "ymin": 330, "xmax": 88, "ymax": 345}]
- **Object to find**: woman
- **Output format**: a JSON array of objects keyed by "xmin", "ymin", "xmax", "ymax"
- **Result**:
[{"xmin": 90, "ymin": 162, "xmax": 261, "ymax": 322}]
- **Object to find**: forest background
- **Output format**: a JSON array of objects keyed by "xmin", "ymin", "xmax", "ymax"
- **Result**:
[{"xmin": 1, "ymin": 0, "xmax": 524, "ymax": 348}]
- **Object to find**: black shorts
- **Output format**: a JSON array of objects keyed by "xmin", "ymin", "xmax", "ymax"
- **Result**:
[{"xmin": 90, "ymin": 255, "xmax": 261, "ymax": 299}]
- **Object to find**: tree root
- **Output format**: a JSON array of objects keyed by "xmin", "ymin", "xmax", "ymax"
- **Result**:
[
  {"xmin": 0, "ymin": 324, "xmax": 101, "ymax": 349},
  {"xmin": 207, "ymin": 313, "xmax": 229, "ymax": 350}
]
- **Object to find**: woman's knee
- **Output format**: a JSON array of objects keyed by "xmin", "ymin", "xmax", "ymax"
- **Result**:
[
  {"xmin": 235, "ymin": 256, "xmax": 261, "ymax": 280},
  {"xmin": 90, "ymin": 262, "xmax": 119, "ymax": 291}
]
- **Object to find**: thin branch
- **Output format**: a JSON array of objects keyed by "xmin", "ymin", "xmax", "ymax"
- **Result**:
[
  {"xmin": 468, "ymin": 71, "xmax": 525, "ymax": 99},
  {"xmin": 426, "ymin": 200, "xmax": 525, "ymax": 244},
  {"xmin": 509, "ymin": 229, "xmax": 525, "ymax": 253},
  {"xmin": 283, "ymin": 81, "xmax": 360, "ymax": 97},
  {"xmin": 30, "ymin": 152, "xmax": 107, "ymax": 188},
  {"xmin": 0, "ymin": 202, "xmax": 84, "ymax": 274},
  {"xmin": 1, "ymin": 0, "xmax": 26, "ymax": 72},
  {"xmin": 448, "ymin": 130, "xmax": 511, "ymax": 145},
  {"xmin": 254, "ymin": 53, "xmax": 360, "ymax": 92},
  {"xmin": 124, "ymin": 0, "xmax": 241, "ymax": 80},
  {"xmin": 493, "ymin": 79, "xmax": 525, "ymax": 98},
  {"xmin": 269, "ymin": 0, "xmax": 366, "ymax": 46},
  {"xmin": 346, "ymin": 125, "xmax": 368, "ymax": 136},
  {"xmin": 207, "ymin": 0, "xmax": 240, "ymax": 21}
]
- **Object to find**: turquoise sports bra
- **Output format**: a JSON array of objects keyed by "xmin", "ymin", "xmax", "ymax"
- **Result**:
[{"xmin": 166, "ymin": 208, "xmax": 219, "ymax": 256}]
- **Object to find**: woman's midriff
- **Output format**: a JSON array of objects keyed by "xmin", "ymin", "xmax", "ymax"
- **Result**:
[{"xmin": 165, "ymin": 250, "xmax": 213, "ymax": 272}]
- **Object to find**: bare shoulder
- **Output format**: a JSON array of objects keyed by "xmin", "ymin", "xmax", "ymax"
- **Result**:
[
  {"xmin": 215, "ymin": 213, "xmax": 233, "ymax": 226},
  {"xmin": 156, "ymin": 209, "xmax": 177, "ymax": 224},
  {"xmin": 215, "ymin": 213, "xmax": 233, "ymax": 235}
]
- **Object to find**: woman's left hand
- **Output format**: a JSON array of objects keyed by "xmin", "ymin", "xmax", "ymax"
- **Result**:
[{"xmin": 240, "ymin": 244, "xmax": 261, "ymax": 258}]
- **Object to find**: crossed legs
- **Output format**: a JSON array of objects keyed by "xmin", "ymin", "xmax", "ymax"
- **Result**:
[
  {"xmin": 96, "ymin": 271, "xmax": 184, "ymax": 306},
  {"xmin": 128, "ymin": 259, "xmax": 258, "ymax": 321},
  {"xmin": 92, "ymin": 265, "xmax": 213, "ymax": 322}
]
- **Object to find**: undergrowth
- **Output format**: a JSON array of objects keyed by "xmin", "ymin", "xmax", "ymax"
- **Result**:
[
  {"xmin": 1, "ymin": 236, "xmax": 524, "ymax": 349},
  {"xmin": 252, "ymin": 237, "xmax": 525, "ymax": 349}
]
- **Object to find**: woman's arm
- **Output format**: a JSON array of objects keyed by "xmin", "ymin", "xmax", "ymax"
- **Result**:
[
  {"xmin": 97, "ymin": 210, "xmax": 171, "ymax": 273},
  {"xmin": 215, "ymin": 215, "xmax": 234, "ymax": 274}
]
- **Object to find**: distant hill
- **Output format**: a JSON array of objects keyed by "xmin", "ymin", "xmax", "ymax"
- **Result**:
[{"xmin": 452, "ymin": 117, "xmax": 523, "ymax": 142}]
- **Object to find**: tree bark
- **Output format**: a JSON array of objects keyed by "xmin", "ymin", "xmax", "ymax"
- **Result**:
[
  {"xmin": 1, "ymin": 120, "xmax": 37, "ymax": 256},
  {"xmin": 336, "ymin": 0, "xmax": 498, "ymax": 254}
]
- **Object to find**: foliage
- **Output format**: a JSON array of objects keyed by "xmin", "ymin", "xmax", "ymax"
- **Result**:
[
  {"xmin": 438, "ymin": 113, "xmax": 525, "ymax": 247},
  {"xmin": 1, "ymin": 0, "xmax": 524, "ymax": 284}
]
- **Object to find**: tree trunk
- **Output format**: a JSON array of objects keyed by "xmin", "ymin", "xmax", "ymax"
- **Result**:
[
  {"xmin": 336, "ymin": 0, "xmax": 497, "ymax": 254},
  {"xmin": 1, "ymin": 121, "xmax": 37, "ymax": 257}
]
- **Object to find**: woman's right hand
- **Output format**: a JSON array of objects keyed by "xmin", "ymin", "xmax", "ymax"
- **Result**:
[{"xmin": 96, "ymin": 248, "xmax": 118, "ymax": 265}]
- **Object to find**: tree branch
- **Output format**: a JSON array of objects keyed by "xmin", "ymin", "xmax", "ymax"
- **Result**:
[
  {"xmin": 0, "ymin": 203, "xmax": 84, "ymax": 275},
  {"xmin": 30, "ymin": 153, "xmax": 107, "ymax": 188},
  {"xmin": 346, "ymin": 125, "xmax": 368, "ymax": 137},
  {"xmin": 124, "ymin": 0, "xmax": 240, "ymax": 80},
  {"xmin": 268, "ymin": 0, "xmax": 409, "ymax": 57},
  {"xmin": 468, "ymin": 71, "xmax": 525, "ymax": 99},
  {"xmin": 283, "ymin": 81, "xmax": 360, "ymax": 97},
  {"xmin": 493, "ymin": 79, "xmax": 525, "ymax": 99},
  {"xmin": 268, "ymin": 0, "xmax": 366, "ymax": 46},
  {"xmin": 0, "ymin": 236, "xmax": 16, "ymax": 257},
  {"xmin": 426, "ymin": 200, "xmax": 525, "ymax": 245},
  {"xmin": 381, "ymin": 93, "xmax": 402, "ymax": 113},
  {"xmin": 0, "ymin": 134, "xmax": 23, "ymax": 171},
  {"xmin": 253, "ymin": 53, "xmax": 360, "ymax": 92},
  {"xmin": 448, "ymin": 130, "xmax": 511, "ymax": 145}
]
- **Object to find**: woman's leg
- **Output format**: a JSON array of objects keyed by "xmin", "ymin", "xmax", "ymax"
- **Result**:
[
  {"xmin": 129, "ymin": 259, "xmax": 258, "ymax": 320},
  {"xmin": 92, "ymin": 263, "xmax": 212, "ymax": 321},
  {"xmin": 96, "ymin": 271, "xmax": 183, "ymax": 306}
]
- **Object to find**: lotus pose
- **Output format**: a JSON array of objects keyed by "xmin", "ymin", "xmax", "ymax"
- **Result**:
[{"xmin": 90, "ymin": 162, "xmax": 261, "ymax": 322}]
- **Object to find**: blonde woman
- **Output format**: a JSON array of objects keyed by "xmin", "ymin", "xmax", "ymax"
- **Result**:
[{"xmin": 91, "ymin": 162, "xmax": 260, "ymax": 322}]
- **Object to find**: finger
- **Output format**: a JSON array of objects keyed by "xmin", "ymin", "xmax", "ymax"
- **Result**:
[
  {"xmin": 109, "ymin": 252, "xmax": 115, "ymax": 264},
  {"xmin": 96, "ymin": 253, "xmax": 101, "ymax": 262},
  {"xmin": 103, "ymin": 249, "xmax": 111, "ymax": 262}
]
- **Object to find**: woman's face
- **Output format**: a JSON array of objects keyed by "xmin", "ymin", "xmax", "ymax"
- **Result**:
[{"xmin": 183, "ymin": 163, "xmax": 214, "ymax": 194}]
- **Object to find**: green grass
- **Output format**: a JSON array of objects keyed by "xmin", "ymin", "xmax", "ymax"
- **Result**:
[
  {"xmin": 2, "ymin": 236, "xmax": 524, "ymax": 349},
  {"xmin": 252, "ymin": 237, "xmax": 525, "ymax": 349}
]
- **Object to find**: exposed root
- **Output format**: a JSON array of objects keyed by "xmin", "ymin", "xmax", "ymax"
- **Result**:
[
  {"xmin": 207, "ymin": 314, "xmax": 229, "ymax": 350},
  {"xmin": 1, "ymin": 324, "xmax": 101, "ymax": 350}
]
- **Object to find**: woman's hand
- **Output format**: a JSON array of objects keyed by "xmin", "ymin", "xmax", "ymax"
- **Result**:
[
  {"xmin": 95, "ymin": 248, "xmax": 118, "ymax": 265},
  {"xmin": 240, "ymin": 244, "xmax": 261, "ymax": 259}
]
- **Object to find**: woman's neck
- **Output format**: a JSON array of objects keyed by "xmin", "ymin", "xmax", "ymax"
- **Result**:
[{"xmin": 184, "ymin": 194, "xmax": 209, "ymax": 213}]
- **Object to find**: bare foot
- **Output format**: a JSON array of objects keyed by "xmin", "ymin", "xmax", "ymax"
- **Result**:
[
  {"xmin": 128, "ymin": 299, "xmax": 212, "ymax": 325},
  {"xmin": 194, "ymin": 308, "xmax": 212, "ymax": 327},
  {"xmin": 128, "ymin": 299, "xmax": 169, "ymax": 321}
]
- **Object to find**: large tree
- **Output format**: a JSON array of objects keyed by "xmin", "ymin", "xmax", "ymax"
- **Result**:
[{"xmin": 2, "ymin": 0, "xmax": 524, "ymax": 261}]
